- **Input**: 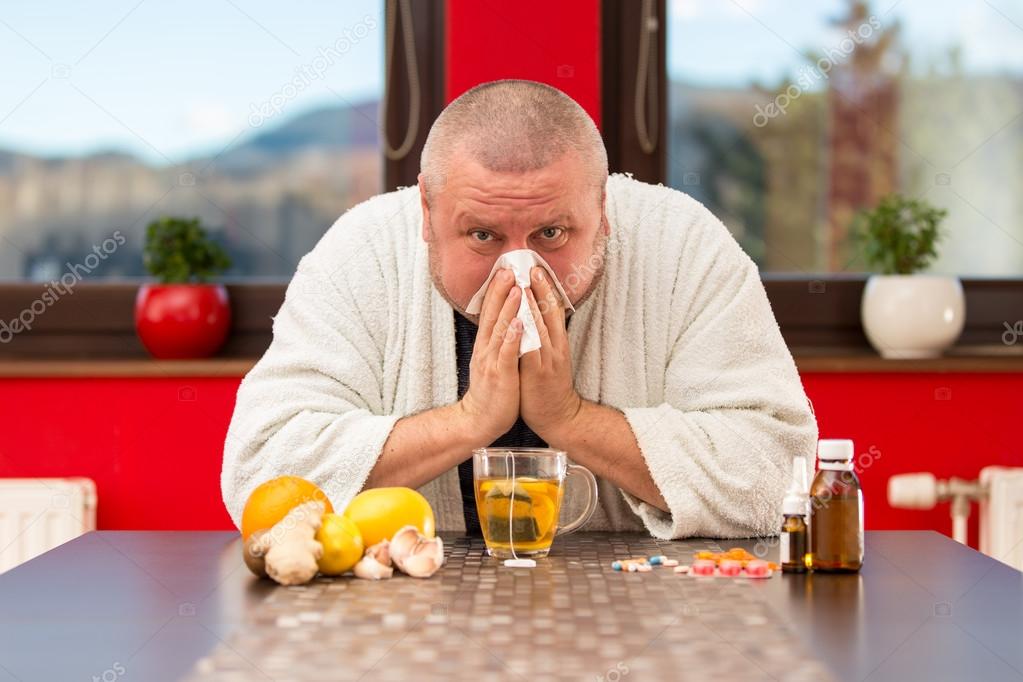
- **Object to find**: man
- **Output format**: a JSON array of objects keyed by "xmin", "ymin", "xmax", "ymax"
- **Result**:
[{"xmin": 221, "ymin": 79, "xmax": 817, "ymax": 539}]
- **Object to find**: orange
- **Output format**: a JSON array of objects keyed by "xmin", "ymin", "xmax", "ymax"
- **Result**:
[
  {"xmin": 342, "ymin": 487, "xmax": 435, "ymax": 547},
  {"xmin": 316, "ymin": 513, "xmax": 364, "ymax": 575},
  {"xmin": 240, "ymin": 475, "xmax": 334, "ymax": 540}
]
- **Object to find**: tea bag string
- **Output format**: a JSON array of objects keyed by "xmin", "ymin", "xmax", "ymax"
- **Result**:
[
  {"xmin": 507, "ymin": 450, "xmax": 519, "ymax": 562},
  {"xmin": 502, "ymin": 450, "xmax": 535, "ymax": 568}
]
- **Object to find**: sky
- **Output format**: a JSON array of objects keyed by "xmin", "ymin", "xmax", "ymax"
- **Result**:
[
  {"xmin": 0, "ymin": 0, "xmax": 384, "ymax": 163},
  {"xmin": 1, "ymin": 0, "xmax": 1020, "ymax": 163},
  {"xmin": 668, "ymin": 0, "xmax": 1023, "ymax": 88}
]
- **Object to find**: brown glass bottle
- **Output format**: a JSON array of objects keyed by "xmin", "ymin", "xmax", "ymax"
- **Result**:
[
  {"xmin": 808, "ymin": 440, "xmax": 863, "ymax": 572},
  {"xmin": 780, "ymin": 514, "xmax": 808, "ymax": 573}
]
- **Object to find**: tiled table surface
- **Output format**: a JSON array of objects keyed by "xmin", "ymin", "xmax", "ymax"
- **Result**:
[{"xmin": 0, "ymin": 531, "xmax": 1019, "ymax": 682}]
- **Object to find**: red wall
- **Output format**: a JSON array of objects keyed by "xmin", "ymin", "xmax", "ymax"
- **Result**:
[
  {"xmin": 1, "ymin": 373, "xmax": 1020, "ymax": 546},
  {"xmin": 445, "ymin": 0, "xmax": 602, "ymax": 125},
  {"xmin": 0, "ymin": 378, "xmax": 237, "ymax": 531},
  {"xmin": 803, "ymin": 373, "xmax": 1021, "ymax": 548}
]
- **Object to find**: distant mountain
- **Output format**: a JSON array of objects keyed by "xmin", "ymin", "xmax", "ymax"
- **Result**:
[
  {"xmin": 0, "ymin": 98, "xmax": 380, "ymax": 178},
  {"xmin": 0, "ymin": 149, "xmax": 19, "ymax": 174},
  {"xmin": 198, "ymin": 100, "xmax": 380, "ymax": 176},
  {"xmin": 0, "ymin": 98, "xmax": 383, "ymax": 279}
]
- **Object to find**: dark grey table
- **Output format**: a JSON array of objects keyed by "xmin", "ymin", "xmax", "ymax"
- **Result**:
[{"xmin": 0, "ymin": 531, "xmax": 1020, "ymax": 681}]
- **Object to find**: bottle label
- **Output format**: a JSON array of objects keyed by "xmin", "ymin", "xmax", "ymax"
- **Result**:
[{"xmin": 780, "ymin": 532, "xmax": 791, "ymax": 563}]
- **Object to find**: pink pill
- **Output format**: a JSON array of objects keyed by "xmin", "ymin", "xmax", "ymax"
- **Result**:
[
  {"xmin": 719, "ymin": 559, "xmax": 742, "ymax": 576},
  {"xmin": 691, "ymin": 559, "xmax": 716, "ymax": 576},
  {"xmin": 744, "ymin": 560, "xmax": 771, "ymax": 578}
]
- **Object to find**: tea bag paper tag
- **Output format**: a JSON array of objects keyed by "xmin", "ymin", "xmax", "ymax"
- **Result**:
[
  {"xmin": 465, "ymin": 249, "xmax": 574, "ymax": 357},
  {"xmin": 503, "ymin": 558, "xmax": 537, "ymax": 568}
]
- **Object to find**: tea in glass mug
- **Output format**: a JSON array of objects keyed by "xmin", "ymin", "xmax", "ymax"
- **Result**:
[{"xmin": 473, "ymin": 448, "xmax": 598, "ymax": 559}]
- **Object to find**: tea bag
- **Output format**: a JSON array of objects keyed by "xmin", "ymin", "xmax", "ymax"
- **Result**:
[{"xmin": 483, "ymin": 480, "xmax": 543, "ymax": 544}]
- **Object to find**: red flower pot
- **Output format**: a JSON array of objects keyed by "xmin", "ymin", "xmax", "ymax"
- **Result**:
[{"xmin": 134, "ymin": 284, "xmax": 231, "ymax": 359}]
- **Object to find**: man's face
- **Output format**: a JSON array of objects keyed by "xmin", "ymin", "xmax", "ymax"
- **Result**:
[{"xmin": 420, "ymin": 150, "xmax": 609, "ymax": 319}]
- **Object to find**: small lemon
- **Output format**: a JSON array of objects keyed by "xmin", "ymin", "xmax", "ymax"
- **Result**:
[{"xmin": 316, "ymin": 513, "xmax": 364, "ymax": 575}]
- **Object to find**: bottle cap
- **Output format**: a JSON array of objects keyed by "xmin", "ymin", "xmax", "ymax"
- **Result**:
[
  {"xmin": 782, "ymin": 456, "xmax": 809, "ymax": 516},
  {"xmin": 783, "ymin": 494, "xmax": 807, "ymax": 515},
  {"xmin": 818, "ymin": 439, "xmax": 854, "ymax": 462}
]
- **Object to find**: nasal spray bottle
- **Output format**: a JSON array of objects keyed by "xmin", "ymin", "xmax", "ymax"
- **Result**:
[{"xmin": 779, "ymin": 456, "xmax": 809, "ymax": 573}]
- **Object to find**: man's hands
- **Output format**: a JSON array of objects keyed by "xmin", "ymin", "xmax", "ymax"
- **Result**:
[
  {"xmin": 379, "ymin": 265, "xmax": 666, "ymax": 511},
  {"xmin": 459, "ymin": 265, "xmax": 581, "ymax": 444},
  {"xmin": 519, "ymin": 266, "xmax": 582, "ymax": 441},
  {"xmin": 457, "ymin": 269, "xmax": 523, "ymax": 443}
]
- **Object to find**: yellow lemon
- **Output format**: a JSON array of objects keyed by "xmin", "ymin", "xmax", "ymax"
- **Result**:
[
  {"xmin": 316, "ymin": 513, "xmax": 364, "ymax": 575},
  {"xmin": 343, "ymin": 487, "xmax": 435, "ymax": 547},
  {"xmin": 531, "ymin": 495, "xmax": 557, "ymax": 539}
]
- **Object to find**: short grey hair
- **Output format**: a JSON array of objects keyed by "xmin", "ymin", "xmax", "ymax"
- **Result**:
[{"xmin": 420, "ymin": 79, "xmax": 608, "ymax": 202}]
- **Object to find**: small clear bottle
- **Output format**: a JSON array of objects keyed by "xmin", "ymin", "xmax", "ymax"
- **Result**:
[
  {"xmin": 780, "ymin": 456, "xmax": 809, "ymax": 573},
  {"xmin": 808, "ymin": 439, "xmax": 864, "ymax": 572}
]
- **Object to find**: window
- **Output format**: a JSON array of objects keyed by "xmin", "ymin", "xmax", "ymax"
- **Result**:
[
  {"xmin": 666, "ymin": 0, "xmax": 1023, "ymax": 275},
  {"xmin": 0, "ymin": 1, "xmax": 384, "ymax": 280}
]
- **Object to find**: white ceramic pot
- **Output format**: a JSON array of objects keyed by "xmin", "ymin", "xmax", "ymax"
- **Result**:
[{"xmin": 861, "ymin": 275, "xmax": 965, "ymax": 358}]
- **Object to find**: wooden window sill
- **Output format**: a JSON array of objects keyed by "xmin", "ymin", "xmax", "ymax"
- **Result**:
[
  {"xmin": 1, "ymin": 348, "xmax": 1021, "ymax": 378},
  {"xmin": 790, "ymin": 347, "xmax": 1023, "ymax": 373},
  {"xmin": 0, "ymin": 358, "xmax": 259, "ymax": 378}
]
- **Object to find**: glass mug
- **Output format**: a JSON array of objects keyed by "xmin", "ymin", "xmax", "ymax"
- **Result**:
[{"xmin": 473, "ymin": 447, "xmax": 598, "ymax": 559}]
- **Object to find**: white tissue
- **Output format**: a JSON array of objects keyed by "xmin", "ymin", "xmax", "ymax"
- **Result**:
[{"xmin": 465, "ymin": 249, "xmax": 574, "ymax": 357}]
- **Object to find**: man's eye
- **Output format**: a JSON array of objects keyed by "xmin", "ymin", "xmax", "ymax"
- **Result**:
[
  {"xmin": 470, "ymin": 230, "xmax": 493, "ymax": 242},
  {"xmin": 538, "ymin": 227, "xmax": 563, "ymax": 240}
]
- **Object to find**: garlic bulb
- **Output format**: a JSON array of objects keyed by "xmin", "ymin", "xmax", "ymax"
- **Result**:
[
  {"xmin": 364, "ymin": 539, "xmax": 392, "ymax": 567},
  {"xmin": 388, "ymin": 525, "xmax": 444, "ymax": 578},
  {"xmin": 389, "ymin": 526, "xmax": 421, "ymax": 567},
  {"xmin": 401, "ymin": 536, "xmax": 444, "ymax": 578},
  {"xmin": 353, "ymin": 554, "xmax": 394, "ymax": 580}
]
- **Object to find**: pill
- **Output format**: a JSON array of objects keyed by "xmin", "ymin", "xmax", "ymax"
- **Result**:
[
  {"xmin": 636, "ymin": 563, "xmax": 653, "ymax": 573},
  {"xmin": 691, "ymin": 559, "xmax": 716, "ymax": 576},
  {"xmin": 663, "ymin": 559, "xmax": 679, "ymax": 567},
  {"xmin": 744, "ymin": 560, "xmax": 772, "ymax": 578},
  {"xmin": 674, "ymin": 565, "xmax": 689, "ymax": 574},
  {"xmin": 627, "ymin": 563, "xmax": 639, "ymax": 572},
  {"xmin": 719, "ymin": 560, "xmax": 743, "ymax": 576},
  {"xmin": 649, "ymin": 555, "xmax": 665, "ymax": 565}
]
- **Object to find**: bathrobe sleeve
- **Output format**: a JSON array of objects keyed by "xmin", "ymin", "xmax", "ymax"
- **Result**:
[
  {"xmin": 220, "ymin": 239, "xmax": 399, "ymax": 530},
  {"xmin": 618, "ymin": 212, "xmax": 818, "ymax": 540}
]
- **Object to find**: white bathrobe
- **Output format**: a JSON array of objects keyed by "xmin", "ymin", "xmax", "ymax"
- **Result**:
[{"xmin": 221, "ymin": 173, "xmax": 818, "ymax": 539}]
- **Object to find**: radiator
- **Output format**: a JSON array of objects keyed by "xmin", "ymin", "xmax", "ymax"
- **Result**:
[
  {"xmin": 0, "ymin": 478, "xmax": 97, "ymax": 574},
  {"xmin": 889, "ymin": 466, "xmax": 1023, "ymax": 571},
  {"xmin": 979, "ymin": 466, "xmax": 1023, "ymax": 570}
]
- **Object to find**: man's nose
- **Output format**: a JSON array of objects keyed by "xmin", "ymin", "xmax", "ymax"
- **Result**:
[{"xmin": 501, "ymin": 239, "xmax": 529, "ymax": 253}]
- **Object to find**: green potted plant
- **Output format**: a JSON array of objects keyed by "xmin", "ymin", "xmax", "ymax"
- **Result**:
[
  {"xmin": 854, "ymin": 194, "xmax": 964, "ymax": 358},
  {"xmin": 134, "ymin": 216, "xmax": 233, "ymax": 359}
]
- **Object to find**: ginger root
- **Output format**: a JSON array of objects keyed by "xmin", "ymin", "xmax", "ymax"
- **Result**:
[
  {"xmin": 248, "ymin": 500, "xmax": 325, "ymax": 586},
  {"xmin": 243, "ymin": 529, "xmax": 269, "ymax": 578}
]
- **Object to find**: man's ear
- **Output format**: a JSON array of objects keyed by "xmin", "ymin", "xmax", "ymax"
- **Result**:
[{"xmin": 418, "ymin": 173, "xmax": 431, "ymax": 242}]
